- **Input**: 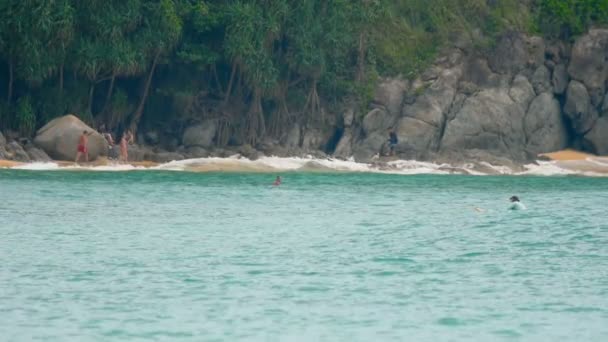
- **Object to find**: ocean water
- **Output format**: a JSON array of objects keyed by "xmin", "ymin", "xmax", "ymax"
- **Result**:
[{"xmin": 1, "ymin": 170, "xmax": 607, "ymax": 341}]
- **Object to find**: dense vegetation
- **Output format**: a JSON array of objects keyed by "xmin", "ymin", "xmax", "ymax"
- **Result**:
[{"xmin": 0, "ymin": 0, "xmax": 606, "ymax": 145}]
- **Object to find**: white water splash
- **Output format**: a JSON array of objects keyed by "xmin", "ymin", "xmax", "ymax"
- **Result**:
[{"xmin": 4, "ymin": 155, "xmax": 608, "ymax": 176}]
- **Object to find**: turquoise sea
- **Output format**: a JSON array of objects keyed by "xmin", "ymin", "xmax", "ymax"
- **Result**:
[{"xmin": 1, "ymin": 170, "xmax": 607, "ymax": 341}]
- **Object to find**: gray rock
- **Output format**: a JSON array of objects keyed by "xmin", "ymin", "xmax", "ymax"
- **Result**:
[
  {"xmin": 564, "ymin": 81, "xmax": 597, "ymax": 134},
  {"xmin": 152, "ymin": 152, "xmax": 185, "ymax": 163},
  {"xmin": 0, "ymin": 132, "xmax": 5, "ymax": 146},
  {"xmin": 34, "ymin": 114, "xmax": 108, "ymax": 161},
  {"xmin": 282, "ymin": 124, "xmax": 301, "ymax": 148},
  {"xmin": 125, "ymin": 145, "xmax": 150, "ymax": 162},
  {"xmin": 343, "ymin": 108, "xmax": 355, "ymax": 127},
  {"xmin": 26, "ymin": 146, "xmax": 51, "ymax": 162},
  {"xmin": 524, "ymin": 93, "xmax": 569, "ymax": 154},
  {"xmin": 6, "ymin": 142, "xmax": 31, "ymax": 162},
  {"xmin": 568, "ymin": 29, "xmax": 608, "ymax": 95},
  {"xmin": 531, "ymin": 65, "xmax": 552, "ymax": 94},
  {"xmin": 552, "ymin": 64, "xmax": 569, "ymax": 94},
  {"xmin": 589, "ymin": 87, "xmax": 605, "ymax": 108},
  {"xmin": 353, "ymin": 132, "xmax": 386, "ymax": 162},
  {"xmin": 440, "ymin": 89, "xmax": 526, "ymax": 157},
  {"xmin": 601, "ymin": 93, "xmax": 608, "ymax": 116},
  {"xmin": 584, "ymin": 117, "xmax": 608, "ymax": 155},
  {"xmin": 509, "ymin": 75, "xmax": 535, "ymax": 109},
  {"xmin": 301, "ymin": 129, "xmax": 328, "ymax": 151},
  {"xmin": 238, "ymin": 144, "xmax": 260, "ymax": 160},
  {"xmin": 182, "ymin": 120, "xmax": 217, "ymax": 147},
  {"xmin": 464, "ymin": 58, "xmax": 501, "ymax": 87},
  {"xmin": 333, "ymin": 129, "xmax": 353, "ymax": 158},
  {"xmin": 488, "ymin": 32, "xmax": 529, "ymax": 75},
  {"xmin": 373, "ymin": 78, "xmax": 408, "ymax": 115},
  {"xmin": 144, "ymin": 130, "xmax": 160, "ymax": 145},
  {"xmin": 525, "ymin": 36, "xmax": 546, "ymax": 69},
  {"xmin": 362, "ymin": 108, "xmax": 394, "ymax": 135},
  {"xmin": 184, "ymin": 146, "xmax": 209, "ymax": 159}
]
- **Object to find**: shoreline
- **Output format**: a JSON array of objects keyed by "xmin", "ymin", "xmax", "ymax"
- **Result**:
[{"xmin": 1, "ymin": 149, "xmax": 608, "ymax": 176}]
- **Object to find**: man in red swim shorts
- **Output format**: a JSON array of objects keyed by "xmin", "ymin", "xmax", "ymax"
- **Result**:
[{"xmin": 75, "ymin": 130, "xmax": 92, "ymax": 164}]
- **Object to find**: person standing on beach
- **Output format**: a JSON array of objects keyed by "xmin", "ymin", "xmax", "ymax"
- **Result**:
[
  {"xmin": 119, "ymin": 130, "xmax": 133, "ymax": 163},
  {"xmin": 75, "ymin": 130, "xmax": 92, "ymax": 164},
  {"xmin": 387, "ymin": 129, "xmax": 398, "ymax": 156}
]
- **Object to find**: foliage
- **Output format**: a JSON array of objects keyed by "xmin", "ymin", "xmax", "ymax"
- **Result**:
[
  {"xmin": 537, "ymin": 0, "xmax": 608, "ymax": 38},
  {"xmin": 15, "ymin": 96, "xmax": 36, "ymax": 136},
  {"xmin": 0, "ymin": 0, "xmax": 605, "ymax": 144}
]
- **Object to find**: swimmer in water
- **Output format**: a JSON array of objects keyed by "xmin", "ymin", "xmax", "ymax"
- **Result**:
[
  {"xmin": 509, "ymin": 196, "xmax": 526, "ymax": 210},
  {"xmin": 273, "ymin": 176, "xmax": 282, "ymax": 186}
]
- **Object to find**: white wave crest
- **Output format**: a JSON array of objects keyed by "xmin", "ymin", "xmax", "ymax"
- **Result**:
[{"xmin": 4, "ymin": 154, "xmax": 608, "ymax": 176}]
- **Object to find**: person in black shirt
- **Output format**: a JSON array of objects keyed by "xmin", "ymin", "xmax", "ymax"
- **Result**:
[{"xmin": 388, "ymin": 129, "xmax": 398, "ymax": 156}]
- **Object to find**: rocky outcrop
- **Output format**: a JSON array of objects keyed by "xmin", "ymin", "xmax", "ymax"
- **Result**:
[
  {"xmin": 26, "ymin": 146, "xmax": 51, "ymax": 162},
  {"xmin": 341, "ymin": 29, "xmax": 608, "ymax": 162},
  {"xmin": 34, "ymin": 115, "xmax": 108, "ymax": 161},
  {"xmin": 182, "ymin": 120, "xmax": 217, "ymax": 148}
]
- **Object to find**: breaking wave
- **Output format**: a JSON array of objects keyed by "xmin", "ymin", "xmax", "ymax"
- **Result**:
[{"xmin": 4, "ymin": 154, "xmax": 608, "ymax": 177}]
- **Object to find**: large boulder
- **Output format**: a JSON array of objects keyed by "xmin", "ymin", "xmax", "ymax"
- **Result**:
[
  {"xmin": 564, "ymin": 81, "xmax": 597, "ymax": 134},
  {"xmin": 509, "ymin": 75, "xmax": 536, "ymax": 109},
  {"xmin": 524, "ymin": 93, "xmax": 568, "ymax": 154},
  {"xmin": 531, "ymin": 65, "xmax": 552, "ymax": 95},
  {"xmin": 568, "ymin": 29, "xmax": 608, "ymax": 97},
  {"xmin": 372, "ymin": 78, "xmax": 407, "ymax": 115},
  {"xmin": 333, "ymin": 129, "xmax": 353, "ymax": 159},
  {"xmin": 584, "ymin": 117, "xmax": 608, "ymax": 155},
  {"xmin": 182, "ymin": 120, "xmax": 217, "ymax": 147},
  {"xmin": 440, "ymin": 89, "xmax": 526, "ymax": 158},
  {"xmin": 396, "ymin": 62, "xmax": 462, "ymax": 152},
  {"xmin": 34, "ymin": 115, "xmax": 107, "ymax": 161},
  {"xmin": 362, "ymin": 108, "xmax": 394, "ymax": 135}
]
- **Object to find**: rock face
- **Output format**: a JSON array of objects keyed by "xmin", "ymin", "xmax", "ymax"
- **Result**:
[
  {"xmin": 568, "ymin": 29, "xmax": 608, "ymax": 96},
  {"xmin": 584, "ymin": 117, "xmax": 608, "ymax": 155},
  {"xmin": 524, "ymin": 93, "xmax": 568, "ymax": 154},
  {"xmin": 34, "ymin": 115, "xmax": 108, "ymax": 161},
  {"xmin": 373, "ymin": 78, "xmax": 407, "ymax": 115},
  {"xmin": 341, "ymin": 29, "xmax": 608, "ymax": 162},
  {"xmin": 182, "ymin": 120, "xmax": 217, "ymax": 148},
  {"xmin": 564, "ymin": 81, "xmax": 597, "ymax": 134},
  {"xmin": 441, "ymin": 89, "xmax": 526, "ymax": 158}
]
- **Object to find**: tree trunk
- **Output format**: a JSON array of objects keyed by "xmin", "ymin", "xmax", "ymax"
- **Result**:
[
  {"xmin": 59, "ymin": 62, "xmax": 64, "ymax": 93},
  {"xmin": 104, "ymin": 71, "xmax": 116, "ymax": 109},
  {"xmin": 212, "ymin": 64, "xmax": 224, "ymax": 96},
  {"xmin": 7, "ymin": 59, "xmax": 13, "ymax": 106},
  {"xmin": 356, "ymin": 31, "xmax": 366, "ymax": 83},
  {"xmin": 223, "ymin": 61, "xmax": 238, "ymax": 105},
  {"xmin": 88, "ymin": 83, "xmax": 95, "ymax": 115},
  {"xmin": 131, "ymin": 51, "xmax": 160, "ymax": 131}
]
